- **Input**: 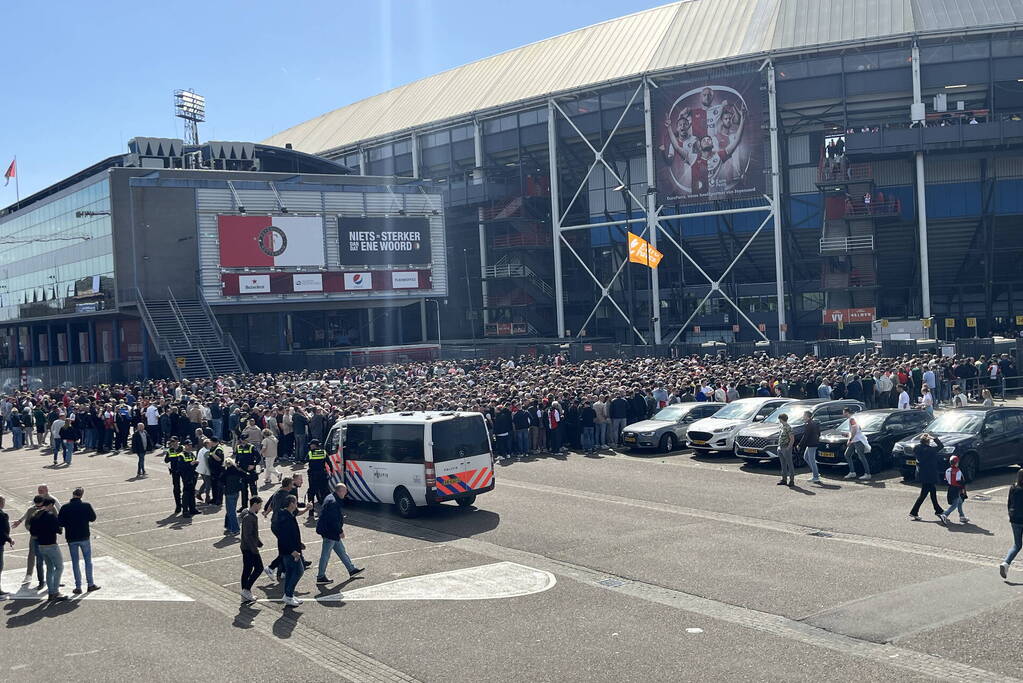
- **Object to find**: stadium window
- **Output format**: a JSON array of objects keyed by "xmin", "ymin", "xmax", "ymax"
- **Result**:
[
  {"xmin": 483, "ymin": 114, "xmax": 517, "ymax": 134},
  {"xmin": 806, "ymin": 56, "xmax": 843, "ymax": 77},
  {"xmin": 845, "ymin": 53, "xmax": 880, "ymax": 72},
  {"xmin": 877, "ymin": 48, "xmax": 912, "ymax": 69},
  {"xmin": 992, "ymin": 38, "xmax": 1023, "ymax": 57},
  {"xmin": 920, "ymin": 45, "xmax": 955, "ymax": 64},
  {"xmin": 600, "ymin": 90, "xmax": 630, "ymax": 108},
  {"xmin": 368, "ymin": 145, "xmax": 392, "ymax": 161},
  {"xmin": 955, "ymin": 42, "xmax": 990, "ymax": 61},
  {"xmin": 393, "ymin": 139, "xmax": 411, "ymax": 156},
  {"xmin": 422, "ymin": 130, "xmax": 450, "ymax": 148},
  {"xmin": 518, "ymin": 109, "xmax": 543, "ymax": 127},
  {"xmin": 450, "ymin": 124, "xmax": 473, "ymax": 142},
  {"xmin": 799, "ymin": 292, "xmax": 824, "ymax": 311},
  {"xmin": 775, "ymin": 61, "xmax": 808, "ymax": 80}
]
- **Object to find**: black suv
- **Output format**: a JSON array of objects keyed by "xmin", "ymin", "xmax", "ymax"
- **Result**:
[
  {"xmin": 733, "ymin": 399, "xmax": 864, "ymax": 463},
  {"xmin": 816, "ymin": 409, "xmax": 933, "ymax": 474},
  {"xmin": 892, "ymin": 407, "xmax": 1023, "ymax": 482}
]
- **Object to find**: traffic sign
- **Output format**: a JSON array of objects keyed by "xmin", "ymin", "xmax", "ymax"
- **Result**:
[
  {"xmin": 175, "ymin": 357, "xmax": 187, "ymax": 369},
  {"xmin": 837, "ymin": 321, "xmax": 845, "ymax": 330},
  {"xmin": 945, "ymin": 318, "xmax": 956, "ymax": 328},
  {"xmin": 966, "ymin": 317, "xmax": 977, "ymax": 328},
  {"xmin": 1016, "ymin": 315, "xmax": 1023, "ymax": 326},
  {"xmin": 921, "ymin": 318, "xmax": 931, "ymax": 329},
  {"xmin": 881, "ymin": 319, "xmax": 889, "ymax": 328}
]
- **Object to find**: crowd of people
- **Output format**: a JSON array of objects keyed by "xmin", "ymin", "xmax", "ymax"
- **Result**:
[{"xmin": 1, "ymin": 348, "xmax": 1021, "ymax": 600}]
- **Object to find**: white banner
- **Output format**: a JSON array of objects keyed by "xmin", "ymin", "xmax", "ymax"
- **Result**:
[
  {"xmin": 344, "ymin": 272, "xmax": 372, "ymax": 290},
  {"xmin": 293, "ymin": 273, "xmax": 323, "ymax": 292},
  {"xmin": 391, "ymin": 271, "xmax": 420, "ymax": 289},
  {"xmin": 239, "ymin": 274, "xmax": 271, "ymax": 294}
]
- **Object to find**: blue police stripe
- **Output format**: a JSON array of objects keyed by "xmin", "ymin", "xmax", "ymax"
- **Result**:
[
  {"xmin": 345, "ymin": 468, "xmax": 381, "ymax": 503},
  {"xmin": 343, "ymin": 472, "xmax": 366, "ymax": 501}
]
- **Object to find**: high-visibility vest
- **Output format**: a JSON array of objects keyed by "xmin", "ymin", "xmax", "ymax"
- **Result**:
[
  {"xmin": 182, "ymin": 450, "xmax": 197, "ymax": 464},
  {"xmin": 235, "ymin": 444, "xmax": 253, "ymax": 455},
  {"xmin": 308, "ymin": 448, "xmax": 327, "ymax": 461},
  {"xmin": 166, "ymin": 447, "xmax": 183, "ymax": 459}
]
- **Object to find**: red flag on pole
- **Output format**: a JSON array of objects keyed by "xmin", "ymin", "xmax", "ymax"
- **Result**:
[{"xmin": 3, "ymin": 159, "xmax": 14, "ymax": 186}]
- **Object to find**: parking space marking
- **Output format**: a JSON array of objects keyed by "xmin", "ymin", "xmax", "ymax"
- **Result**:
[
  {"xmin": 1, "ymin": 556, "xmax": 192, "ymax": 601},
  {"xmin": 145, "ymin": 534, "xmax": 235, "ymax": 551},
  {"xmin": 116, "ymin": 516, "xmax": 225, "ymax": 538},
  {"xmin": 98, "ymin": 487, "xmax": 165, "ymax": 497}
]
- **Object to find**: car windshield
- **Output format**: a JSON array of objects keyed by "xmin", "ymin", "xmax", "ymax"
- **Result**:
[
  {"xmin": 835, "ymin": 413, "xmax": 887, "ymax": 432},
  {"xmin": 926, "ymin": 412, "xmax": 984, "ymax": 434},
  {"xmin": 652, "ymin": 406, "xmax": 688, "ymax": 421},
  {"xmin": 711, "ymin": 401, "xmax": 762, "ymax": 420},
  {"xmin": 764, "ymin": 404, "xmax": 812, "ymax": 426}
]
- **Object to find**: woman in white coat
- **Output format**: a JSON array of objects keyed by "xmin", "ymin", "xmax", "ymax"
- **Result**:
[
  {"xmin": 195, "ymin": 439, "xmax": 213, "ymax": 505},
  {"xmin": 261, "ymin": 428, "xmax": 280, "ymax": 484}
]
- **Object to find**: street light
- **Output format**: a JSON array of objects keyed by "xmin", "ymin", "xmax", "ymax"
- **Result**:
[{"xmin": 425, "ymin": 298, "xmax": 443, "ymax": 347}]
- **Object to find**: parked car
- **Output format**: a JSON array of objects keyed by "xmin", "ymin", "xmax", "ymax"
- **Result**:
[
  {"xmin": 733, "ymin": 399, "xmax": 864, "ymax": 463},
  {"xmin": 816, "ymin": 409, "xmax": 933, "ymax": 474},
  {"xmin": 686, "ymin": 397, "xmax": 793, "ymax": 454},
  {"xmin": 892, "ymin": 406, "xmax": 1023, "ymax": 482},
  {"xmin": 621, "ymin": 402, "xmax": 724, "ymax": 452}
]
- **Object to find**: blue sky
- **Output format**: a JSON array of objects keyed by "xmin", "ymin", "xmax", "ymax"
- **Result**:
[{"xmin": 1, "ymin": 0, "xmax": 665, "ymax": 201}]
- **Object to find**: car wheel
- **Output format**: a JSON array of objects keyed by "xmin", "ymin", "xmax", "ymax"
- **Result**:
[
  {"xmin": 394, "ymin": 488, "xmax": 418, "ymax": 518},
  {"xmin": 900, "ymin": 467, "xmax": 915, "ymax": 481},
  {"xmin": 456, "ymin": 495, "xmax": 476, "ymax": 508},
  {"xmin": 960, "ymin": 452, "xmax": 980, "ymax": 483},
  {"xmin": 660, "ymin": 433, "xmax": 677, "ymax": 453}
]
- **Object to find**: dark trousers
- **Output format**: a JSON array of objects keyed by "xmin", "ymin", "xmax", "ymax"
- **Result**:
[
  {"xmin": 240, "ymin": 473, "xmax": 258, "ymax": 508},
  {"xmin": 209, "ymin": 468, "xmax": 224, "ymax": 505},
  {"xmin": 181, "ymin": 473, "xmax": 198, "ymax": 514},
  {"xmin": 136, "ymin": 451, "xmax": 147, "ymax": 475},
  {"xmin": 241, "ymin": 549, "xmax": 264, "ymax": 590},
  {"xmin": 115, "ymin": 429, "xmax": 128, "ymax": 450},
  {"xmin": 145, "ymin": 425, "xmax": 160, "ymax": 449},
  {"xmin": 170, "ymin": 471, "xmax": 182, "ymax": 510},
  {"xmin": 911, "ymin": 483, "xmax": 943, "ymax": 516}
]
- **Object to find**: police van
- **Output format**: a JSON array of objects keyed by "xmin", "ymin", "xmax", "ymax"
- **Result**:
[{"xmin": 325, "ymin": 411, "xmax": 495, "ymax": 517}]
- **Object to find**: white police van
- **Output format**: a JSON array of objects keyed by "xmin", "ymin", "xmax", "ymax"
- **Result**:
[{"xmin": 325, "ymin": 411, "xmax": 495, "ymax": 517}]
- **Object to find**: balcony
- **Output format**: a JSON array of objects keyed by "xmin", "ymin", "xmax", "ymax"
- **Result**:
[
  {"xmin": 816, "ymin": 163, "xmax": 872, "ymax": 186},
  {"xmin": 841, "ymin": 199, "xmax": 901, "ymax": 218},
  {"xmin": 820, "ymin": 235, "xmax": 874, "ymax": 254},
  {"xmin": 845, "ymin": 119, "xmax": 1023, "ymax": 157}
]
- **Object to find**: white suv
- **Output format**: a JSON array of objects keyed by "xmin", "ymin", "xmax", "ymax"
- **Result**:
[{"xmin": 685, "ymin": 397, "xmax": 793, "ymax": 453}]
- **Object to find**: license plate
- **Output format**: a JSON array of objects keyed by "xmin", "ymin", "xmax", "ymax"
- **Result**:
[
  {"xmin": 818, "ymin": 451, "xmax": 834, "ymax": 459},
  {"xmin": 905, "ymin": 459, "xmax": 917, "ymax": 466},
  {"xmin": 691, "ymin": 440, "xmax": 707, "ymax": 445},
  {"xmin": 623, "ymin": 434, "xmax": 636, "ymax": 442},
  {"xmin": 743, "ymin": 448, "xmax": 758, "ymax": 454}
]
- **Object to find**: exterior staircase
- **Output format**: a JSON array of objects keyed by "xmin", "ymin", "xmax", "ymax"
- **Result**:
[{"xmin": 137, "ymin": 289, "xmax": 248, "ymax": 380}]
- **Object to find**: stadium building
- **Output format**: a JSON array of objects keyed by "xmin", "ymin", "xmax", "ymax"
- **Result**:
[
  {"xmin": 0, "ymin": 139, "xmax": 446, "ymax": 385},
  {"xmin": 265, "ymin": 0, "xmax": 1023, "ymax": 347}
]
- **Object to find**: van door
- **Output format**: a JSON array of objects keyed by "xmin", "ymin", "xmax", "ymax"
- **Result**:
[
  {"xmin": 430, "ymin": 416, "xmax": 494, "ymax": 497},
  {"xmin": 364, "ymin": 423, "xmax": 427, "ymax": 504},
  {"xmin": 341, "ymin": 424, "xmax": 382, "ymax": 503}
]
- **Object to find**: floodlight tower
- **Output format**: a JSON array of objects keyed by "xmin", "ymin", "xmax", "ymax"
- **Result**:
[{"xmin": 174, "ymin": 89, "xmax": 206, "ymax": 145}]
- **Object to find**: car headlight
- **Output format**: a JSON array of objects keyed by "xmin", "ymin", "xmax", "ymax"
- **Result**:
[
  {"xmin": 893, "ymin": 443, "xmax": 905, "ymax": 452},
  {"xmin": 639, "ymin": 431, "xmax": 656, "ymax": 437},
  {"xmin": 941, "ymin": 446, "xmax": 956, "ymax": 454}
]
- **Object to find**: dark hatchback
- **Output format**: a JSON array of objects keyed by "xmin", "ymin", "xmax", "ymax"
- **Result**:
[
  {"xmin": 733, "ymin": 399, "xmax": 864, "ymax": 463},
  {"xmin": 892, "ymin": 407, "xmax": 1023, "ymax": 482},
  {"xmin": 816, "ymin": 409, "xmax": 933, "ymax": 474}
]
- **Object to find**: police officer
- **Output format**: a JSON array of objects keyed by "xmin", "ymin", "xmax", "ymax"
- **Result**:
[
  {"xmin": 180, "ymin": 439, "xmax": 200, "ymax": 518},
  {"xmin": 234, "ymin": 435, "xmax": 260, "ymax": 511},
  {"xmin": 207, "ymin": 437, "xmax": 226, "ymax": 507},
  {"xmin": 306, "ymin": 439, "xmax": 329, "ymax": 522},
  {"xmin": 163, "ymin": 436, "xmax": 185, "ymax": 514}
]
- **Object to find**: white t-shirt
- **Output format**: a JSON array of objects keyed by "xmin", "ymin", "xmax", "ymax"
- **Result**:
[
  {"xmin": 145, "ymin": 404, "xmax": 159, "ymax": 426},
  {"xmin": 953, "ymin": 392, "xmax": 968, "ymax": 408},
  {"xmin": 897, "ymin": 391, "xmax": 910, "ymax": 409}
]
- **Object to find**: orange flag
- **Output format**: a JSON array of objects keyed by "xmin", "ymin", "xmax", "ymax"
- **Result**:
[{"xmin": 627, "ymin": 232, "xmax": 663, "ymax": 268}]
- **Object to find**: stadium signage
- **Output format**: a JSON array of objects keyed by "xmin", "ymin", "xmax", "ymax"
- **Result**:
[{"xmin": 339, "ymin": 216, "xmax": 432, "ymax": 266}]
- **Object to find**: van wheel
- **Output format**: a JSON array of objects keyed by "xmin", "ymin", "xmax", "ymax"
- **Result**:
[
  {"xmin": 660, "ymin": 433, "xmax": 676, "ymax": 453},
  {"xmin": 457, "ymin": 495, "xmax": 477, "ymax": 508},
  {"xmin": 394, "ymin": 488, "xmax": 418, "ymax": 518}
]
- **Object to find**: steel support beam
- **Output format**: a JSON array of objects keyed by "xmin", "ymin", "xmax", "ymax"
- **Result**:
[
  {"xmin": 547, "ymin": 99, "xmax": 566, "ymax": 337},
  {"xmin": 911, "ymin": 43, "xmax": 931, "ymax": 319},
  {"xmin": 643, "ymin": 79, "xmax": 662, "ymax": 344},
  {"xmin": 768, "ymin": 64, "xmax": 787, "ymax": 340}
]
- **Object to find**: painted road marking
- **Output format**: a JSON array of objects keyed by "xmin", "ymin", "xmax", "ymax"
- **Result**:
[{"xmin": 0, "ymin": 556, "xmax": 192, "ymax": 601}]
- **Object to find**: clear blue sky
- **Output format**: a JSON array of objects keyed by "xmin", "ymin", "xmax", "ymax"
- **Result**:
[{"xmin": 1, "ymin": 0, "xmax": 665, "ymax": 202}]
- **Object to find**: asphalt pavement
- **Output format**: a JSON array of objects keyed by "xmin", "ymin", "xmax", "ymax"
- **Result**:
[{"xmin": 1, "ymin": 435, "xmax": 1022, "ymax": 682}]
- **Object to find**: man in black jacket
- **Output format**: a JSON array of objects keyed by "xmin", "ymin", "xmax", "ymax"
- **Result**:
[
  {"xmin": 909, "ymin": 433, "xmax": 946, "ymax": 523},
  {"xmin": 273, "ymin": 495, "xmax": 305, "ymax": 607},
  {"xmin": 315, "ymin": 483, "xmax": 364, "ymax": 584},
  {"xmin": 29, "ymin": 497, "xmax": 66, "ymax": 601},
  {"xmin": 798, "ymin": 410, "xmax": 822, "ymax": 485},
  {"xmin": 57, "ymin": 487, "xmax": 100, "ymax": 594},
  {"xmin": 0, "ymin": 496, "xmax": 12, "ymax": 598}
]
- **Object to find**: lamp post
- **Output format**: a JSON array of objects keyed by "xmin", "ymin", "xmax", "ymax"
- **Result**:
[{"xmin": 426, "ymin": 298, "xmax": 443, "ymax": 347}]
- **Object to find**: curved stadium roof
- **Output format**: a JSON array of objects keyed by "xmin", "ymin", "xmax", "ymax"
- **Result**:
[{"xmin": 264, "ymin": 0, "xmax": 1023, "ymax": 155}]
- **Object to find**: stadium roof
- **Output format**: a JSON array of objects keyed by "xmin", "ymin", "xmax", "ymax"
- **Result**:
[{"xmin": 264, "ymin": 0, "xmax": 1023, "ymax": 155}]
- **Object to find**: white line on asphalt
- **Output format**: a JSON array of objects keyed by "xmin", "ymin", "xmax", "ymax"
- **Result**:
[
  {"xmin": 103, "ymin": 510, "xmax": 173, "ymax": 524},
  {"xmin": 115, "ymin": 516, "xmax": 224, "ymax": 538},
  {"xmin": 146, "ymin": 534, "xmax": 235, "ymax": 551},
  {"xmin": 98, "ymin": 487, "xmax": 165, "ymax": 497},
  {"xmin": 983, "ymin": 486, "xmax": 1007, "ymax": 495},
  {"xmin": 93, "ymin": 501, "xmax": 146, "ymax": 512},
  {"xmin": 215, "ymin": 544, "xmax": 447, "ymax": 579},
  {"xmin": 63, "ymin": 650, "xmax": 102, "ymax": 658},
  {"xmin": 183, "ymin": 546, "xmax": 278, "ymax": 568}
]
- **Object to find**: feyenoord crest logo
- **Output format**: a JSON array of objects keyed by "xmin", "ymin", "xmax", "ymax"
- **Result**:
[{"xmin": 257, "ymin": 225, "xmax": 288, "ymax": 257}]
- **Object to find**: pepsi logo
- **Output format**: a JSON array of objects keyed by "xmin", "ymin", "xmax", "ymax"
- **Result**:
[{"xmin": 352, "ymin": 274, "xmax": 363, "ymax": 284}]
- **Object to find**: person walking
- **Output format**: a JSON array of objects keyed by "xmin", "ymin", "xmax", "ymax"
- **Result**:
[
  {"xmin": 239, "ymin": 495, "xmax": 264, "ymax": 602},
  {"xmin": 998, "ymin": 469, "xmax": 1023, "ymax": 578},
  {"xmin": 58, "ymin": 415, "xmax": 81, "ymax": 466},
  {"xmin": 776, "ymin": 413, "xmax": 796, "ymax": 487},
  {"xmin": 315, "ymin": 483, "xmax": 365, "ymax": 584},
  {"xmin": 909, "ymin": 433, "xmax": 946, "ymax": 522},
  {"xmin": 29, "ymin": 497, "xmax": 66, "ymax": 601},
  {"xmin": 0, "ymin": 496, "xmax": 13, "ymax": 599},
  {"xmin": 220, "ymin": 458, "xmax": 246, "ymax": 535},
  {"xmin": 941, "ymin": 455, "xmax": 969, "ymax": 524},
  {"xmin": 57, "ymin": 487, "xmax": 100, "ymax": 595},
  {"xmin": 196, "ymin": 439, "xmax": 213, "ymax": 504},
  {"xmin": 207, "ymin": 437, "xmax": 226, "ymax": 507},
  {"xmin": 11, "ymin": 493, "xmax": 46, "ymax": 588},
  {"xmin": 131, "ymin": 422, "xmax": 150, "ymax": 477},
  {"xmin": 274, "ymin": 495, "xmax": 306, "ymax": 607},
  {"xmin": 49, "ymin": 414, "xmax": 66, "ymax": 465},
  {"xmin": 843, "ymin": 413, "xmax": 872, "ymax": 481},
  {"xmin": 233, "ymin": 435, "xmax": 259, "ymax": 510},
  {"xmin": 798, "ymin": 410, "xmax": 822, "ymax": 484},
  {"xmin": 305, "ymin": 440, "xmax": 330, "ymax": 521},
  {"xmin": 261, "ymin": 429, "xmax": 281, "ymax": 485},
  {"xmin": 163, "ymin": 436, "xmax": 186, "ymax": 514}
]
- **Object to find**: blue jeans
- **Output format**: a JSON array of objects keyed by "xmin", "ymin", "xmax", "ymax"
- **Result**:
[
  {"xmin": 62, "ymin": 440, "xmax": 75, "ymax": 465},
  {"xmin": 69, "ymin": 540, "xmax": 94, "ymax": 589},
  {"xmin": 224, "ymin": 493, "xmax": 240, "ymax": 533},
  {"xmin": 211, "ymin": 419, "xmax": 223, "ymax": 440},
  {"xmin": 514, "ymin": 430, "xmax": 529, "ymax": 455},
  {"xmin": 282, "ymin": 553, "xmax": 304, "ymax": 598},
  {"xmin": 943, "ymin": 491, "xmax": 965, "ymax": 518},
  {"xmin": 595, "ymin": 422, "xmax": 608, "ymax": 448},
  {"xmin": 581, "ymin": 426, "xmax": 595, "ymax": 452},
  {"xmin": 317, "ymin": 537, "xmax": 356, "ymax": 577},
  {"xmin": 12, "ymin": 426, "xmax": 24, "ymax": 449},
  {"xmin": 803, "ymin": 446, "xmax": 821, "ymax": 480},
  {"xmin": 37, "ymin": 544, "xmax": 63, "ymax": 595},
  {"xmin": 53, "ymin": 439, "xmax": 62, "ymax": 461},
  {"xmin": 1005, "ymin": 523, "xmax": 1023, "ymax": 566},
  {"xmin": 29, "ymin": 537, "xmax": 43, "ymax": 583}
]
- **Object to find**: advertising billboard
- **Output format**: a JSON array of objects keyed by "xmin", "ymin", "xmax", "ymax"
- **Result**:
[
  {"xmin": 653, "ymin": 73, "xmax": 764, "ymax": 204},
  {"xmin": 218, "ymin": 215, "xmax": 325, "ymax": 267},
  {"xmin": 339, "ymin": 216, "xmax": 432, "ymax": 266}
]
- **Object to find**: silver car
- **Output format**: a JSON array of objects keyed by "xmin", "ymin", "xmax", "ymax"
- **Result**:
[{"xmin": 621, "ymin": 402, "xmax": 725, "ymax": 452}]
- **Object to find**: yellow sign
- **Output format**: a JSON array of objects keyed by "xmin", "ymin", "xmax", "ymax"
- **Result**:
[
  {"xmin": 921, "ymin": 318, "xmax": 931, "ymax": 329},
  {"xmin": 881, "ymin": 319, "xmax": 889, "ymax": 328},
  {"xmin": 175, "ymin": 357, "xmax": 187, "ymax": 369},
  {"xmin": 837, "ymin": 321, "xmax": 845, "ymax": 330},
  {"xmin": 966, "ymin": 317, "xmax": 977, "ymax": 328},
  {"xmin": 1016, "ymin": 315, "xmax": 1023, "ymax": 326},
  {"xmin": 945, "ymin": 318, "xmax": 956, "ymax": 328},
  {"xmin": 627, "ymin": 232, "xmax": 663, "ymax": 268}
]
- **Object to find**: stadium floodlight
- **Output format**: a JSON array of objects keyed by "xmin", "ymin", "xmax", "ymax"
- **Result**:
[{"xmin": 174, "ymin": 89, "xmax": 206, "ymax": 145}]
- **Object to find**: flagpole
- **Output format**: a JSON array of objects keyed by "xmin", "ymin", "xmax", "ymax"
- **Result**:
[{"xmin": 14, "ymin": 156, "xmax": 19, "ymax": 203}]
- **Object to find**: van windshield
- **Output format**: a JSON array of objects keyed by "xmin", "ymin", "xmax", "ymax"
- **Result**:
[{"xmin": 431, "ymin": 416, "xmax": 491, "ymax": 462}]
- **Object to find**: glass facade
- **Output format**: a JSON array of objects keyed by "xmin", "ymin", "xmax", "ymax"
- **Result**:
[{"xmin": 0, "ymin": 179, "xmax": 114, "ymax": 322}]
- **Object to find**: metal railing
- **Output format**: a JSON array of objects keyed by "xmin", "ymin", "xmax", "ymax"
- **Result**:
[
  {"xmin": 842, "ymin": 199, "xmax": 901, "ymax": 218},
  {"xmin": 491, "ymin": 232, "xmax": 551, "ymax": 249},
  {"xmin": 817, "ymin": 163, "xmax": 872, "ymax": 184},
  {"xmin": 482, "ymin": 262, "xmax": 555, "ymax": 298},
  {"xmin": 135, "ymin": 288, "xmax": 186, "ymax": 381},
  {"xmin": 819, "ymin": 235, "xmax": 875, "ymax": 254},
  {"xmin": 198, "ymin": 291, "xmax": 250, "ymax": 374}
]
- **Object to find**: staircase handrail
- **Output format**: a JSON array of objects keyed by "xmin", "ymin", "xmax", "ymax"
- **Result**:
[
  {"xmin": 198, "ymin": 291, "xmax": 250, "ymax": 374},
  {"xmin": 135, "ymin": 288, "xmax": 184, "ymax": 380},
  {"xmin": 819, "ymin": 235, "xmax": 874, "ymax": 253}
]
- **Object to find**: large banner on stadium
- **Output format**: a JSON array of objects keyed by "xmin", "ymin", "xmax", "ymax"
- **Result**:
[
  {"xmin": 218, "ymin": 215, "xmax": 325, "ymax": 267},
  {"xmin": 338, "ymin": 216, "xmax": 432, "ymax": 266},
  {"xmin": 653, "ymin": 74, "xmax": 764, "ymax": 205}
]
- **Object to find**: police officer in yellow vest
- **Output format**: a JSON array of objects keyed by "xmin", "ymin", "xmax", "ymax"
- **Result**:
[
  {"xmin": 164, "ymin": 436, "xmax": 186, "ymax": 514},
  {"xmin": 306, "ymin": 439, "xmax": 329, "ymax": 521},
  {"xmin": 180, "ymin": 438, "xmax": 200, "ymax": 517},
  {"xmin": 234, "ymin": 436, "xmax": 260, "ymax": 510}
]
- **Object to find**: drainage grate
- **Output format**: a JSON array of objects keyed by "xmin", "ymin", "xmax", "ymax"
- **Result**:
[
  {"xmin": 597, "ymin": 578, "xmax": 627, "ymax": 588},
  {"xmin": 808, "ymin": 530, "xmax": 834, "ymax": 538}
]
